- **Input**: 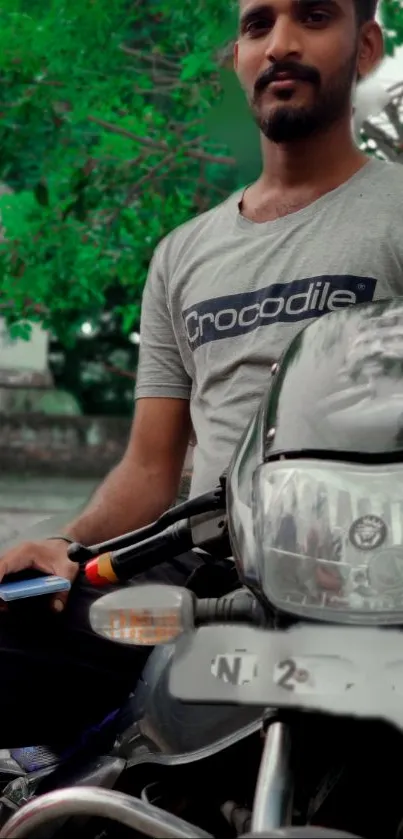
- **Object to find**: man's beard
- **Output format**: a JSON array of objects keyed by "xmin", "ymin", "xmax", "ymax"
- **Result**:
[{"xmin": 251, "ymin": 52, "xmax": 357, "ymax": 144}]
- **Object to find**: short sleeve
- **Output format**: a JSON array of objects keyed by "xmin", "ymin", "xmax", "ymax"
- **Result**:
[{"xmin": 135, "ymin": 242, "xmax": 192, "ymax": 400}]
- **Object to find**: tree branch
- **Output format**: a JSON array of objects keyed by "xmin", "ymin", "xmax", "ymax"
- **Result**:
[
  {"xmin": 33, "ymin": 79, "xmax": 65, "ymax": 88},
  {"xmin": 102, "ymin": 362, "xmax": 136, "ymax": 380},
  {"xmin": 87, "ymin": 115, "xmax": 236, "ymax": 166},
  {"xmin": 216, "ymin": 41, "xmax": 235, "ymax": 68},
  {"xmin": 119, "ymin": 44, "xmax": 179, "ymax": 72},
  {"xmin": 383, "ymin": 100, "xmax": 403, "ymax": 142},
  {"xmin": 362, "ymin": 119, "xmax": 400, "ymax": 163},
  {"xmin": 105, "ymin": 152, "xmax": 177, "ymax": 227}
]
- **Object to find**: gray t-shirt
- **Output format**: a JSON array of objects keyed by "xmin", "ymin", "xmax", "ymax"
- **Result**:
[{"xmin": 136, "ymin": 159, "xmax": 403, "ymax": 496}]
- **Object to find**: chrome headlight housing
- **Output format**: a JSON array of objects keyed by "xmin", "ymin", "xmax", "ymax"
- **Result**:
[{"xmin": 251, "ymin": 458, "xmax": 403, "ymax": 624}]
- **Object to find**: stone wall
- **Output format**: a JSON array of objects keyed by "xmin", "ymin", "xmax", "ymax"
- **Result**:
[
  {"xmin": 0, "ymin": 414, "xmax": 131, "ymax": 477},
  {"xmin": 0, "ymin": 414, "xmax": 194, "ymax": 490}
]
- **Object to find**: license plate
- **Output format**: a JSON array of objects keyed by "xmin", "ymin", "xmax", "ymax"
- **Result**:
[
  {"xmin": 169, "ymin": 624, "xmax": 403, "ymax": 730},
  {"xmin": 272, "ymin": 655, "xmax": 357, "ymax": 695}
]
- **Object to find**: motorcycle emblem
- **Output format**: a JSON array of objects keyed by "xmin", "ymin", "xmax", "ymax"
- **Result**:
[{"xmin": 349, "ymin": 514, "xmax": 387, "ymax": 551}]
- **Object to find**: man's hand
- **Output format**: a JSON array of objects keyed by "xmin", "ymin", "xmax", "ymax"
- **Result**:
[{"xmin": 0, "ymin": 539, "xmax": 80, "ymax": 612}]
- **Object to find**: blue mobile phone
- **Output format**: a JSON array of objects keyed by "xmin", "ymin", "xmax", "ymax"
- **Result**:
[{"xmin": 0, "ymin": 576, "xmax": 71, "ymax": 602}]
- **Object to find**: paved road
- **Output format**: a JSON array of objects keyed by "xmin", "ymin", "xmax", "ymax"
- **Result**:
[
  {"xmin": 0, "ymin": 476, "xmax": 98, "ymax": 548},
  {"xmin": 0, "ymin": 470, "xmax": 192, "ymax": 549}
]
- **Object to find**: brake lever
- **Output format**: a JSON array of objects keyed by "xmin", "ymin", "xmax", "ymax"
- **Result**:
[{"xmin": 68, "ymin": 476, "xmax": 227, "ymax": 566}]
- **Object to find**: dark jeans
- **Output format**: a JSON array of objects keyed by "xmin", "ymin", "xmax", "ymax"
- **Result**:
[{"xmin": 1, "ymin": 552, "xmax": 202, "ymax": 747}]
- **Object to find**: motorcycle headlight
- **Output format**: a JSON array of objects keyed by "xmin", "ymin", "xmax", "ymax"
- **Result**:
[{"xmin": 253, "ymin": 459, "xmax": 403, "ymax": 625}]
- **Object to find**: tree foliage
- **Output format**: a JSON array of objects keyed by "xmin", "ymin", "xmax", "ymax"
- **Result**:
[
  {"xmin": 0, "ymin": 0, "xmax": 239, "ymax": 348},
  {"xmin": 381, "ymin": 0, "xmax": 403, "ymax": 55},
  {"xmin": 357, "ymin": 0, "xmax": 403, "ymax": 162},
  {"xmin": 0, "ymin": 0, "xmax": 402, "ymax": 414}
]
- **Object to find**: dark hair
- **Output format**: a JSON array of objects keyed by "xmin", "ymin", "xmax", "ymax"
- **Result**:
[{"xmin": 353, "ymin": 0, "xmax": 378, "ymax": 25}]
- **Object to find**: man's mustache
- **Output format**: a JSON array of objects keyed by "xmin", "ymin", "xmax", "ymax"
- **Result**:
[{"xmin": 254, "ymin": 60, "xmax": 321, "ymax": 98}]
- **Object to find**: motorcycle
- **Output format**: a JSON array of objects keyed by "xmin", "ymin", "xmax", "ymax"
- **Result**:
[
  {"xmin": 2, "ymin": 296, "xmax": 403, "ymax": 838},
  {"xmin": 2, "ymin": 487, "xmax": 403, "ymax": 839},
  {"xmin": 0, "ymin": 483, "xmax": 266, "ymax": 839}
]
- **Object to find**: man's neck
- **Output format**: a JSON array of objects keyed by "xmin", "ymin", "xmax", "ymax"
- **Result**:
[
  {"xmin": 241, "ymin": 120, "xmax": 369, "ymax": 222},
  {"xmin": 258, "ymin": 121, "xmax": 367, "ymax": 192}
]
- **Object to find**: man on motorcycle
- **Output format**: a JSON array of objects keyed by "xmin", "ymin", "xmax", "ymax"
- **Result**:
[{"xmin": 0, "ymin": 0, "xmax": 402, "ymax": 745}]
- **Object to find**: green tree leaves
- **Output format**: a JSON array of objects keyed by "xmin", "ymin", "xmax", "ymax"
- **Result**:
[
  {"xmin": 0, "ymin": 0, "xmax": 239, "ymax": 344},
  {"xmin": 381, "ymin": 0, "xmax": 403, "ymax": 55},
  {"xmin": 0, "ymin": 0, "xmax": 401, "ymax": 351}
]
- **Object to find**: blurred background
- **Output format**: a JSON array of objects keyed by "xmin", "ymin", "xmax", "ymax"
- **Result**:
[{"xmin": 0, "ymin": 0, "xmax": 401, "ymax": 536}]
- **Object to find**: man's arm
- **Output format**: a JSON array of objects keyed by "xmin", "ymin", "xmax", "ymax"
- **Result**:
[
  {"xmin": 66, "ymin": 232, "xmax": 192, "ymax": 542},
  {"xmin": 0, "ymin": 396, "xmax": 191, "ymax": 606},
  {"xmin": 0, "ymin": 235, "xmax": 193, "ymax": 608},
  {"xmin": 63, "ymin": 396, "xmax": 192, "ymax": 545}
]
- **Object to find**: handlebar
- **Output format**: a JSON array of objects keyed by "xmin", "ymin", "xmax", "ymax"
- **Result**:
[
  {"xmin": 68, "ymin": 480, "xmax": 226, "ymax": 565},
  {"xmin": 68, "ymin": 477, "xmax": 229, "ymax": 586},
  {"xmin": 195, "ymin": 590, "xmax": 265, "ymax": 627},
  {"xmin": 0, "ymin": 786, "xmax": 212, "ymax": 838}
]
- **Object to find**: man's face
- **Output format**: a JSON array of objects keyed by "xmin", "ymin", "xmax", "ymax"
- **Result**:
[{"xmin": 234, "ymin": 0, "xmax": 382, "ymax": 143}]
